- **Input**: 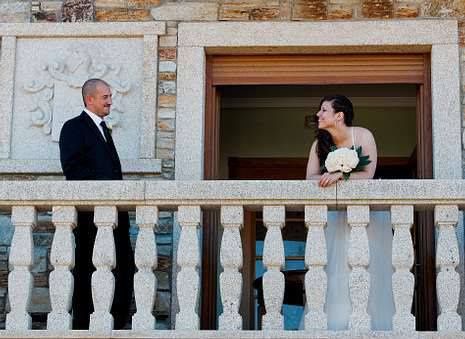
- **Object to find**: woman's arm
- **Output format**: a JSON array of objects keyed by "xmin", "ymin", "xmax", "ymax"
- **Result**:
[
  {"xmin": 305, "ymin": 127, "xmax": 378, "ymax": 186},
  {"xmin": 306, "ymin": 141, "xmax": 343, "ymax": 186},
  {"xmin": 306, "ymin": 141, "xmax": 321, "ymax": 179}
]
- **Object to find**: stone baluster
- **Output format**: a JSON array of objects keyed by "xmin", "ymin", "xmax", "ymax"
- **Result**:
[
  {"xmin": 435, "ymin": 205, "xmax": 461, "ymax": 330},
  {"xmin": 391, "ymin": 205, "xmax": 415, "ymax": 331},
  {"xmin": 304, "ymin": 205, "xmax": 328, "ymax": 329},
  {"xmin": 6, "ymin": 206, "xmax": 37, "ymax": 330},
  {"xmin": 219, "ymin": 206, "xmax": 244, "ymax": 330},
  {"xmin": 89, "ymin": 206, "xmax": 117, "ymax": 332},
  {"xmin": 347, "ymin": 205, "xmax": 370, "ymax": 331},
  {"xmin": 262, "ymin": 206, "xmax": 285, "ymax": 330},
  {"xmin": 176, "ymin": 206, "xmax": 201, "ymax": 330},
  {"xmin": 132, "ymin": 206, "xmax": 158, "ymax": 330},
  {"xmin": 47, "ymin": 206, "xmax": 77, "ymax": 331}
]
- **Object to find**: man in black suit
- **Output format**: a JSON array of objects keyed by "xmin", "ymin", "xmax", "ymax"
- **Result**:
[{"xmin": 59, "ymin": 78, "xmax": 134, "ymax": 330}]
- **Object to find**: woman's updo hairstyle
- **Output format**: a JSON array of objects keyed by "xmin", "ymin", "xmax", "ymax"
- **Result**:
[{"xmin": 315, "ymin": 95, "xmax": 355, "ymax": 171}]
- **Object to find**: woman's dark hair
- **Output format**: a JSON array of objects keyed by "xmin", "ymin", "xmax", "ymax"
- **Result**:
[{"xmin": 315, "ymin": 95, "xmax": 354, "ymax": 172}]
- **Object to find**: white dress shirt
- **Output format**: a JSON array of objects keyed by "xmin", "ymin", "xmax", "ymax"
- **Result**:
[{"xmin": 84, "ymin": 108, "xmax": 107, "ymax": 141}]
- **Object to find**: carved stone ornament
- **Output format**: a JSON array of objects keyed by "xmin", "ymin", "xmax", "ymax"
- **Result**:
[{"xmin": 23, "ymin": 45, "xmax": 131, "ymax": 142}]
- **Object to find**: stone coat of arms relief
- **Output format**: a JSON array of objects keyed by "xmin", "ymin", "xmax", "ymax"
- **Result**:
[{"xmin": 23, "ymin": 45, "xmax": 131, "ymax": 142}]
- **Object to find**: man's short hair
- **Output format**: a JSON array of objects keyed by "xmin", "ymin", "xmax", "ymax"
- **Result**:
[{"xmin": 82, "ymin": 78, "xmax": 110, "ymax": 106}]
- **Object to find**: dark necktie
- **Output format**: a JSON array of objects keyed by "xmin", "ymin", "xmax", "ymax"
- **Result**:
[{"xmin": 100, "ymin": 121, "xmax": 113, "ymax": 144}]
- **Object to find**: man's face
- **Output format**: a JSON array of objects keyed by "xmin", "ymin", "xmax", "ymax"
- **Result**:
[{"xmin": 86, "ymin": 83, "xmax": 112, "ymax": 118}]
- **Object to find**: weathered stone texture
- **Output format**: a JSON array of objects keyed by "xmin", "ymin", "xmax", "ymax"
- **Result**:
[
  {"xmin": 327, "ymin": 6, "xmax": 353, "ymax": 19},
  {"xmin": 151, "ymin": 2, "xmax": 218, "ymax": 21},
  {"xmin": 292, "ymin": 0, "xmax": 328, "ymax": 20},
  {"xmin": 159, "ymin": 72, "xmax": 177, "ymax": 81},
  {"xmin": 160, "ymin": 34, "xmax": 178, "ymax": 47},
  {"xmin": 395, "ymin": 4, "xmax": 419, "ymax": 18},
  {"xmin": 129, "ymin": 0, "xmax": 162, "ymax": 9},
  {"xmin": 62, "ymin": 0, "xmax": 94, "ymax": 22},
  {"xmin": 159, "ymin": 47, "xmax": 177, "ymax": 60},
  {"xmin": 220, "ymin": 0, "xmax": 281, "ymax": 20},
  {"xmin": 96, "ymin": 8, "xmax": 152, "ymax": 21},
  {"xmin": 362, "ymin": 0, "xmax": 393, "ymax": 18},
  {"xmin": 159, "ymin": 95, "xmax": 176, "ymax": 108},
  {"xmin": 95, "ymin": 0, "xmax": 127, "ymax": 8},
  {"xmin": 0, "ymin": 2, "xmax": 31, "ymax": 23},
  {"xmin": 460, "ymin": 21, "xmax": 465, "ymax": 47},
  {"xmin": 422, "ymin": 0, "xmax": 464, "ymax": 17},
  {"xmin": 279, "ymin": 0, "xmax": 292, "ymax": 19},
  {"xmin": 32, "ymin": 1, "xmax": 61, "ymax": 22}
]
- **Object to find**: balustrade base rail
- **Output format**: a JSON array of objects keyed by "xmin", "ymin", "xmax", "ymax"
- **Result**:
[{"xmin": 0, "ymin": 330, "xmax": 462, "ymax": 339}]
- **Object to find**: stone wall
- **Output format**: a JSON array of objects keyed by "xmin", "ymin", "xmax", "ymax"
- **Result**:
[{"xmin": 1, "ymin": 0, "xmax": 465, "ymax": 331}]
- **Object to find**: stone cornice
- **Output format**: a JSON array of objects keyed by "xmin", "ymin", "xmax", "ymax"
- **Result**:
[{"xmin": 178, "ymin": 19, "xmax": 458, "ymax": 47}]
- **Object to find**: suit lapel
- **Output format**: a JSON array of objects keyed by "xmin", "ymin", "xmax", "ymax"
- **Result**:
[
  {"xmin": 79, "ymin": 112, "xmax": 122, "ymax": 172},
  {"xmin": 79, "ymin": 111, "xmax": 112, "ymax": 151}
]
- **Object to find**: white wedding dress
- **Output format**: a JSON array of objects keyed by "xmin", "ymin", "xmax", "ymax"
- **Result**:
[
  {"xmin": 300, "ymin": 129, "xmax": 395, "ymax": 330},
  {"xmin": 312, "ymin": 210, "xmax": 395, "ymax": 330}
]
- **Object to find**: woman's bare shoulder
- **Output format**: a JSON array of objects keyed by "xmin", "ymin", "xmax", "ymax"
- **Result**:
[{"xmin": 353, "ymin": 126, "xmax": 375, "ymax": 141}]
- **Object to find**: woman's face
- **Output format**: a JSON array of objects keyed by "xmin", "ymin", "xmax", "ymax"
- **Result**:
[{"xmin": 316, "ymin": 100, "xmax": 340, "ymax": 130}]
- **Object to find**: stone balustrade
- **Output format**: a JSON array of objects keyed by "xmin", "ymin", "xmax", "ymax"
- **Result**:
[{"xmin": 0, "ymin": 179, "xmax": 464, "ymax": 337}]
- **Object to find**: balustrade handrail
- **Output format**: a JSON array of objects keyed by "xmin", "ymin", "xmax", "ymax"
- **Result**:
[{"xmin": 0, "ymin": 179, "xmax": 463, "ymax": 208}]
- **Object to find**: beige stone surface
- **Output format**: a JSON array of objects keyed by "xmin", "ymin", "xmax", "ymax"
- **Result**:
[
  {"xmin": 48, "ymin": 206, "xmax": 76, "ymax": 330},
  {"xmin": 304, "ymin": 205, "xmax": 328, "ymax": 330},
  {"xmin": 151, "ymin": 2, "xmax": 218, "ymax": 21},
  {"xmin": 4, "ymin": 180, "xmax": 465, "ymax": 207},
  {"xmin": 140, "ymin": 34, "xmax": 159, "ymax": 159},
  {"xmin": 0, "ymin": 2, "xmax": 31, "ymax": 23},
  {"xmin": 435, "ymin": 205, "xmax": 461, "ymax": 330},
  {"xmin": 362, "ymin": 0, "xmax": 393, "ymax": 18},
  {"xmin": 178, "ymin": 20, "xmax": 457, "ymax": 47},
  {"xmin": 262, "ymin": 206, "xmax": 285, "ymax": 330},
  {"xmin": 219, "ymin": 206, "xmax": 243, "ymax": 330},
  {"xmin": 176, "ymin": 206, "xmax": 201, "ymax": 330},
  {"xmin": 0, "ymin": 36, "xmax": 16, "ymax": 159},
  {"xmin": 133, "ymin": 206, "xmax": 158, "ymax": 330},
  {"xmin": 175, "ymin": 47, "xmax": 206, "ymax": 180},
  {"xmin": 391, "ymin": 205, "xmax": 415, "ymax": 331},
  {"xmin": 292, "ymin": 0, "xmax": 327, "ymax": 20},
  {"xmin": 96, "ymin": 8, "xmax": 152, "ymax": 21},
  {"xmin": 0, "ymin": 159, "xmax": 162, "ymax": 174},
  {"xmin": 90, "ymin": 206, "xmax": 117, "ymax": 332},
  {"xmin": 431, "ymin": 44, "xmax": 462, "ymax": 179},
  {"xmin": 220, "ymin": 0, "xmax": 281, "ymax": 21},
  {"xmin": 6, "ymin": 206, "xmax": 36, "ymax": 330}
]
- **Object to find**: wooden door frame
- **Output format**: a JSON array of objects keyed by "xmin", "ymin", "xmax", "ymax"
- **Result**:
[{"xmin": 202, "ymin": 53, "xmax": 433, "ymax": 330}]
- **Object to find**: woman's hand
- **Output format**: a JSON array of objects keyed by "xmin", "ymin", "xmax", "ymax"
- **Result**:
[{"xmin": 319, "ymin": 172, "xmax": 342, "ymax": 187}]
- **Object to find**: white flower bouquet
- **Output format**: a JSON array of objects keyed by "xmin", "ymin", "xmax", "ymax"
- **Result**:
[{"xmin": 324, "ymin": 146, "xmax": 371, "ymax": 180}]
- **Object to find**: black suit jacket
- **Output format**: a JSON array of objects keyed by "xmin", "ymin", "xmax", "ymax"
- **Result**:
[{"xmin": 59, "ymin": 111, "xmax": 122, "ymax": 180}]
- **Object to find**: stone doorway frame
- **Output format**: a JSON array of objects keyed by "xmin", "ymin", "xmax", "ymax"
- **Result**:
[{"xmin": 175, "ymin": 19, "xmax": 461, "ymax": 181}]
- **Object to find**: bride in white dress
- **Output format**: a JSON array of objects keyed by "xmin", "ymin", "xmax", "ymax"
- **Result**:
[{"xmin": 304, "ymin": 95, "xmax": 395, "ymax": 330}]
